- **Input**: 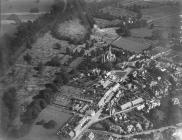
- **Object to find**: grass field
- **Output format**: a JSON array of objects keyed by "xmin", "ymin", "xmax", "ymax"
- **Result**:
[
  {"xmin": 16, "ymin": 105, "xmax": 72, "ymax": 140},
  {"xmin": 1, "ymin": 0, "xmax": 54, "ymax": 13}
]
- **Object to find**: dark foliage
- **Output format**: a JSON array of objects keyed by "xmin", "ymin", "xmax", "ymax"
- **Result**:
[
  {"xmin": 33, "ymin": 62, "xmax": 44, "ymax": 75},
  {"xmin": 116, "ymin": 24, "xmax": 131, "ymax": 37},
  {"xmin": 26, "ymin": 41, "xmax": 32, "ymax": 49},
  {"xmin": 45, "ymin": 56, "xmax": 61, "ymax": 67},
  {"xmin": 43, "ymin": 120, "xmax": 57, "ymax": 129},
  {"xmin": 2, "ymin": 87, "xmax": 17, "ymax": 120},
  {"xmin": 53, "ymin": 43, "xmax": 62, "ymax": 50},
  {"xmin": 23, "ymin": 53, "xmax": 32, "ymax": 64},
  {"xmin": 54, "ymin": 71, "xmax": 69, "ymax": 85},
  {"xmin": 36, "ymin": 120, "xmax": 45, "ymax": 125}
]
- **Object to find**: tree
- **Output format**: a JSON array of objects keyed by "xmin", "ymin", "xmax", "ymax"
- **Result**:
[
  {"xmin": 45, "ymin": 56, "xmax": 61, "ymax": 67},
  {"xmin": 53, "ymin": 43, "xmax": 62, "ymax": 50},
  {"xmin": 34, "ymin": 99, "xmax": 48, "ymax": 110},
  {"xmin": 30, "ymin": 7, "xmax": 39, "ymax": 13},
  {"xmin": 34, "ymin": 62, "xmax": 44, "ymax": 75},
  {"xmin": 45, "ymin": 83, "xmax": 57, "ymax": 92},
  {"xmin": 26, "ymin": 41, "xmax": 32, "ymax": 49},
  {"xmin": 21, "ymin": 105, "xmax": 40, "ymax": 123},
  {"xmin": 149, "ymin": 23, "xmax": 154, "ymax": 29},
  {"xmin": 2, "ymin": 87, "xmax": 17, "ymax": 120},
  {"xmin": 66, "ymin": 47, "xmax": 71, "ymax": 55},
  {"xmin": 116, "ymin": 23, "xmax": 130, "ymax": 37},
  {"xmin": 23, "ymin": 53, "xmax": 32, "ymax": 64},
  {"xmin": 80, "ymin": 49, "xmax": 85, "ymax": 55},
  {"xmin": 50, "ymin": 1, "xmax": 65, "ymax": 14},
  {"xmin": 43, "ymin": 120, "xmax": 57, "ymax": 129}
]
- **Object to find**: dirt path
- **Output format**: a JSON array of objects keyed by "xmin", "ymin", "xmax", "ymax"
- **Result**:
[{"xmin": 87, "ymin": 123, "xmax": 182, "ymax": 139}]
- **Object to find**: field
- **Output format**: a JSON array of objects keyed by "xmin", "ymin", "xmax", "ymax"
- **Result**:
[
  {"xmin": 0, "ymin": 24, "xmax": 17, "ymax": 37},
  {"xmin": 94, "ymin": 18, "xmax": 121, "ymax": 28},
  {"xmin": 16, "ymin": 105, "xmax": 72, "ymax": 140},
  {"xmin": 130, "ymin": 28, "xmax": 152, "ymax": 38},
  {"xmin": 1, "ymin": 0, "xmax": 54, "ymax": 13},
  {"xmin": 0, "ymin": 0, "xmax": 54, "ymax": 37},
  {"xmin": 100, "ymin": 6, "xmax": 137, "ymax": 18},
  {"xmin": 141, "ymin": 5, "xmax": 180, "ymax": 28}
]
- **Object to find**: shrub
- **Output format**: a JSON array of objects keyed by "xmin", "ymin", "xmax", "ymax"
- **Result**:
[
  {"xmin": 43, "ymin": 120, "xmax": 57, "ymax": 129},
  {"xmin": 36, "ymin": 120, "xmax": 45, "ymax": 125},
  {"xmin": 45, "ymin": 57, "xmax": 61, "ymax": 67},
  {"xmin": 23, "ymin": 53, "xmax": 32, "ymax": 64},
  {"xmin": 53, "ymin": 43, "xmax": 62, "ymax": 50},
  {"xmin": 2, "ymin": 87, "xmax": 17, "ymax": 120}
]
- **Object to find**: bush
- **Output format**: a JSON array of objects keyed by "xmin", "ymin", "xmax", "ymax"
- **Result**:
[
  {"xmin": 23, "ymin": 53, "xmax": 32, "ymax": 64},
  {"xmin": 26, "ymin": 41, "xmax": 32, "ymax": 49},
  {"xmin": 2, "ymin": 87, "xmax": 17, "ymax": 109},
  {"xmin": 33, "ymin": 99, "xmax": 48, "ymax": 110},
  {"xmin": 36, "ymin": 120, "xmax": 45, "ymax": 125},
  {"xmin": 45, "ymin": 56, "xmax": 61, "ymax": 67},
  {"xmin": 43, "ymin": 120, "xmax": 57, "ymax": 129},
  {"xmin": 34, "ymin": 62, "xmax": 44, "ymax": 75},
  {"xmin": 34, "ymin": 88, "xmax": 54, "ymax": 103},
  {"xmin": 21, "ymin": 105, "xmax": 40, "ymax": 124},
  {"xmin": 45, "ymin": 83, "xmax": 57, "ymax": 92},
  {"xmin": 53, "ymin": 43, "xmax": 62, "ymax": 50},
  {"xmin": 54, "ymin": 71, "xmax": 69, "ymax": 85},
  {"xmin": 2, "ymin": 87, "xmax": 17, "ymax": 120}
]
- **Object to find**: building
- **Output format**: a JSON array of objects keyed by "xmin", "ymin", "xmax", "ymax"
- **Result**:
[
  {"xmin": 98, "ymin": 83, "xmax": 120, "ymax": 108},
  {"xmin": 120, "ymin": 98, "xmax": 144, "ymax": 110},
  {"xmin": 68, "ymin": 116, "xmax": 91, "ymax": 138},
  {"xmin": 102, "ymin": 46, "xmax": 116, "ymax": 63}
]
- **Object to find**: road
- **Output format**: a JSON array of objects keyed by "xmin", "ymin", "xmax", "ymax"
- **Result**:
[
  {"xmin": 71, "ymin": 99, "xmax": 142, "ymax": 140},
  {"xmin": 87, "ymin": 123, "xmax": 182, "ymax": 139},
  {"xmin": 60, "ymin": 46, "xmax": 174, "ymax": 140},
  {"xmin": 72, "ymin": 109, "xmax": 103, "ymax": 140},
  {"xmin": 70, "ymin": 49, "xmax": 177, "ymax": 140},
  {"xmin": 70, "ymin": 68, "xmax": 134, "ymax": 140}
]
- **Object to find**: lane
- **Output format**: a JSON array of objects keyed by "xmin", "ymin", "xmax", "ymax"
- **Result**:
[
  {"xmin": 68, "ymin": 68, "xmax": 134, "ymax": 140},
  {"xmin": 87, "ymin": 123, "xmax": 182, "ymax": 139}
]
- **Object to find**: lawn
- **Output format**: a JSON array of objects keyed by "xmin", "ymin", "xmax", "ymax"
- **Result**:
[
  {"xmin": 18, "ymin": 105, "xmax": 72, "ymax": 140},
  {"xmin": 112, "ymin": 37, "xmax": 152, "ymax": 53},
  {"xmin": 130, "ymin": 28, "xmax": 152, "ymax": 38},
  {"xmin": 100, "ymin": 6, "xmax": 137, "ymax": 18}
]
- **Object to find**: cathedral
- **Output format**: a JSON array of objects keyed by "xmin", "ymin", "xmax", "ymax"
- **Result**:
[{"xmin": 102, "ymin": 46, "xmax": 116, "ymax": 63}]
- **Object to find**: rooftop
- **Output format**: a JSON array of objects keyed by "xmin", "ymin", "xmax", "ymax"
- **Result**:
[{"xmin": 111, "ymin": 37, "xmax": 152, "ymax": 53}]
